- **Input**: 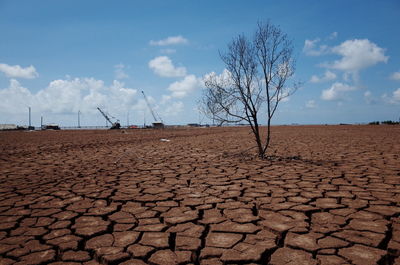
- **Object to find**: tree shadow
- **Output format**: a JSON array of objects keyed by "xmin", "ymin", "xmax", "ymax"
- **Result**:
[{"xmin": 221, "ymin": 149, "xmax": 341, "ymax": 168}]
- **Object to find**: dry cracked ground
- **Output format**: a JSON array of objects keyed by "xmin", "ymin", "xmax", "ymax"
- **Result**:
[{"xmin": 0, "ymin": 125, "xmax": 399, "ymax": 265}]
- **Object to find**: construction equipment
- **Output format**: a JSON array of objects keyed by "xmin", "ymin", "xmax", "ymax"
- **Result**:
[
  {"xmin": 42, "ymin": 123, "xmax": 60, "ymax": 130},
  {"xmin": 97, "ymin": 107, "xmax": 121, "ymax": 129},
  {"xmin": 141, "ymin": 91, "xmax": 164, "ymax": 128}
]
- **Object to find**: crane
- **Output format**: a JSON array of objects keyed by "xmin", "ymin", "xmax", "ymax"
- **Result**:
[
  {"xmin": 141, "ymin": 91, "xmax": 164, "ymax": 128},
  {"xmin": 97, "ymin": 107, "xmax": 121, "ymax": 129}
]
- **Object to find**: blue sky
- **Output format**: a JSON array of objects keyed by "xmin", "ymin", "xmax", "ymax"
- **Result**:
[{"xmin": 1, "ymin": 0, "xmax": 399, "ymax": 126}]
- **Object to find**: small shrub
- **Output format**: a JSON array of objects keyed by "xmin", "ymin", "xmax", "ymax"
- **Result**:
[{"xmin": 369, "ymin": 121, "xmax": 380, "ymax": 125}]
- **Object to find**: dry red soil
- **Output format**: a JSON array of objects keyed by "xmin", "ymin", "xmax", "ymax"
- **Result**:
[{"xmin": 0, "ymin": 125, "xmax": 399, "ymax": 265}]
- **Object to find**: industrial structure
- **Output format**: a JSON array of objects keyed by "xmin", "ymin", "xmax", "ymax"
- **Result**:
[
  {"xmin": 141, "ymin": 91, "xmax": 164, "ymax": 128},
  {"xmin": 97, "ymin": 107, "xmax": 121, "ymax": 129},
  {"xmin": 0, "ymin": 124, "xmax": 22, "ymax": 131},
  {"xmin": 28, "ymin": 107, "xmax": 34, "ymax": 130},
  {"xmin": 42, "ymin": 124, "xmax": 60, "ymax": 130}
]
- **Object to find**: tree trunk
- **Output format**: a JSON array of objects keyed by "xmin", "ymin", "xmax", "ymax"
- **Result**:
[
  {"xmin": 253, "ymin": 123, "xmax": 265, "ymax": 159},
  {"xmin": 262, "ymin": 117, "xmax": 272, "ymax": 158},
  {"xmin": 256, "ymin": 134, "xmax": 264, "ymax": 159}
]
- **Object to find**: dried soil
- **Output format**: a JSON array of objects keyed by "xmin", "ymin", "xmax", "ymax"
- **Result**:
[{"xmin": 0, "ymin": 125, "xmax": 399, "ymax": 264}]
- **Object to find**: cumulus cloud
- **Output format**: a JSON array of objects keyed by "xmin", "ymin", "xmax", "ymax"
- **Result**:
[
  {"xmin": 382, "ymin": 88, "xmax": 400, "ymax": 104},
  {"xmin": 321, "ymin": 82, "xmax": 357, "ymax": 101},
  {"xmin": 310, "ymin": 70, "xmax": 337, "ymax": 83},
  {"xmin": 109, "ymin": 80, "xmax": 137, "ymax": 106},
  {"xmin": 114, "ymin": 64, "xmax": 129, "ymax": 79},
  {"xmin": 133, "ymin": 97, "xmax": 156, "ymax": 113},
  {"xmin": 167, "ymin": 74, "xmax": 202, "ymax": 98},
  {"xmin": 327, "ymin": 39, "xmax": 388, "ymax": 73},
  {"xmin": 36, "ymin": 78, "xmax": 96, "ymax": 114},
  {"xmin": 203, "ymin": 69, "xmax": 233, "ymax": 86},
  {"xmin": 303, "ymin": 38, "xmax": 329, "ymax": 56},
  {"xmin": 305, "ymin": 100, "xmax": 316, "ymax": 109},
  {"xmin": 149, "ymin": 36, "xmax": 188, "ymax": 46},
  {"xmin": 163, "ymin": 101, "xmax": 184, "ymax": 116},
  {"xmin": 390, "ymin": 71, "xmax": 400, "ymax": 81},
  {"xmin": 305, "ymin": 38, "xmax": 387, "ymax": 83},
  {"xmin": 0, "ymin": 63, "xmax": 38, "ymax": 79},
  {"xmin": 0, "ymin": 77, "xmax": 137, "ymax": 115},
  {"xmin": 393, "ymin": 88, "xmax": 400, "ymax": 102},
  {"xmin": 303, "ymin": 32, "xmax": 338, "ymax": 56},
  {"xmin": 133, "ymin": 94, "xmax": 183, "ymax": 120},
  {"xmin": 0, "ymin": 79, "xmax": 35, "ymax": 112},
  {"xmin": 148, "ymin": 56, "xmax": 187, "ymax": 77}
]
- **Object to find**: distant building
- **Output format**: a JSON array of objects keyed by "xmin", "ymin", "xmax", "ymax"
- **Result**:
[
  {"xmin": 187, "ymin": 123, "xmax": 201, "ymax": 127},
  {"xmin": 152, "ymin": 122, "xmax": 164, "ymax": 129},
  {"xmin": 42, "ymin": 124, "xmax": 60, "ymax": 130},
  {"xmin": 0, "ymin": 124, "xmax": 18, "ymax": 130}
]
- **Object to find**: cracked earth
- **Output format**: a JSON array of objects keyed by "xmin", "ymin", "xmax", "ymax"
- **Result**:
[{"xmin": 0, "ymin": 125, "xmax": 399, "ymax": 265}]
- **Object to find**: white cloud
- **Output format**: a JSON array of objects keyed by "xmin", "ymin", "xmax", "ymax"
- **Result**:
[
  {"xmin": 0, "ymin": 79, "xmax": 35, "ymax": 112},
  {"xmin": 321, "ymin": 82, "xmax": 357, "ymax": 101},
  {"xmin": 167, "ymin": 74, "xmax": 202, "ymax": 98},
  {"xmin": 390, "ymin": 71, "xmax": 400, "ymax": 81},
  {"xmin": 133, "ymin": 97, "xmax": 153, "ymax": 112},
  {"xmin": 382, "ymin": 88, "xmax": 400, "ymax": 104},
  {"xmin": 305, "ymin": 38, "xmax": 387, "ymax": 83},
  {"xmin": 132, "ymin": 94, "xmax": 166, "ymax": 122},
  {"xmin": 303, "ymin": 38, "xmax": 329, "ymax": 56},
  {"xmin": 393, "ymin": 88, "xmax": 400, "ymax": 102},
  {"xmin": 0, "ymin": 63, "xmax": 38, "ymax": 79},
  {"xmin": 114, "ymin": 64, "xmax": 129, "ymax": 79},
  {"xmin": 149, "ymin": 36, "xmax": 188, "ymax": 46},
  {"xmin": 0, "ymin": 77, "xmax": 137, "ymax": 115},
  {"xmin": 327, "ymin": 39, "xmax": 388, "ymax": 72},
  {"xmin": 163, "ymin": 101, "xmax": 184, "ymax": 116},
  {"xmin": 310, "ymin": 70, "xmax": 337, "ymax": 83},
  {"xmin": 109, "ymin": 80, "xmax": 137, "ymax": 106},
  {"xmin": 36, "ymin": 78, "xmax": 92, "ymax": 113},
  {"xmin": 148, "ymin": 56, "xmax": 187, "ymax": 77},
  {"xmin": 305, "ymin": 100, "xmax": 316, "ymax": 108},
  {"xmin": 203, "ymin": 69, "xmax": 232, "ymax": 86},
  {"xmin": 133, "ymin": 95, "xmax": 183, "ymax": 120}
]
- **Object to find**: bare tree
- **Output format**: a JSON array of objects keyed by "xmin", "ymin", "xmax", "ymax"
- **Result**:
[{"xmin": 202, "ymin": 21, "xmax": 298, "ymax": 159}]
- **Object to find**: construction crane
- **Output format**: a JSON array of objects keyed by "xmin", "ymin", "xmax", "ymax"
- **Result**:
[
  {"xmin": 97, "ymin": 107, "xmax": 121, "ymax": 129},
  {"xmin": 141, "ymin": 91, "xmax": 164, "ymax": 128}
]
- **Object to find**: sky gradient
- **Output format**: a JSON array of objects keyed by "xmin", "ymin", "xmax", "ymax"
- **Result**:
[{"xmin": 1, "ymin": 0, "xmax": 399, "ymax": 127}]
